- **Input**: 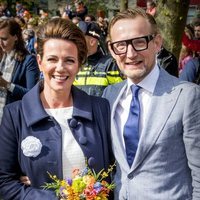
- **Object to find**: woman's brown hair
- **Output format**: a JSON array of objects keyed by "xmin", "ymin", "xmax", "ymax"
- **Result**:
[
  {"xmin": 0, "ymin": 17, "xmax": 29, "ymax": 61},
  {"xmin": 36, "ymin": 18, "xmax": 87, "ymax": 67}
]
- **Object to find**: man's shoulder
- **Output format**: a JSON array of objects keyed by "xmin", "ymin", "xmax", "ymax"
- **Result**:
[
  {"xmin": 96, "ymin": 54, "xmax": 114, "ymax": 64},
  {"xmin": 103, "ymin": 81, "xmax": 126, "ymax": 98},
  {"xmin": 88, "ymin": 53, "xmax": 118, "ymax": 71},
  {"xmin": 73, "ymin": 85, "xmax": 109, "ymax": 105},
  {"xmin": 155, "ymin": 68, "xmax": 199, "ymax": 94}
]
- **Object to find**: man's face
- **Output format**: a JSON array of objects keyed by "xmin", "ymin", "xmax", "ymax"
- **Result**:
[
  {"xmin": 109, "ymin": 16, "xmax": 162, "ymax": 84},
  {"xmin": 194, "ymin": 25, "xmax": 200, "ymax": 39}
]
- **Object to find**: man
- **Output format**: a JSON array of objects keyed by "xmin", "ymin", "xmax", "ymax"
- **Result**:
[
  {"xmin": 63, "ymin": 0, "xmax": 88, "ymax": 21},
  {"xmin": 194, "ymin": 21, "xmax": 200, "ymax": 40},
  {"xmin": 182, "ymin": 21, "xmax": 200, "ymax": 52},
  {"xmin": 74, "ymin": 21, "xmax": 124, "ymax": 96},
  {"xmin": 103, "ymin": 8, "xmax": 200, "ymax": 199},
  {"xmin": 157, "ymin": 46, "xmax": 178, "ymax": 77},
  {"xmin": 180, "ymin": 21, "xmax": 200, "ymax": 83}
]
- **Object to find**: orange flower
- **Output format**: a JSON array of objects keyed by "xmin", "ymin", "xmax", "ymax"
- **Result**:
[{"xmin": 83, "ymin": 175, "xmax": 96, "ymax": 185}]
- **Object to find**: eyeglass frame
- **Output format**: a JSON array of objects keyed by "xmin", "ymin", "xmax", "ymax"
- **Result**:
[{"xmin": 109, "ymin": 34, "xmax": 156, "ymax": 55}]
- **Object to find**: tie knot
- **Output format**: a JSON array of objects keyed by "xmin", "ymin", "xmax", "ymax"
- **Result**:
[{"xmin": 131, "ymin": 85, "xmax": 141, "ymax": 97}]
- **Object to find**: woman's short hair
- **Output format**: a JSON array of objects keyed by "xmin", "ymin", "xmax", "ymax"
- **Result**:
[{"xmin": 36, "ymin": 18, "xmax": 87, "ymax": 66}]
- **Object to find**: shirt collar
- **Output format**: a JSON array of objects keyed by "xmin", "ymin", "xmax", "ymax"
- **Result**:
[
  {"xmin": 22, "ymin": 82, "xmax": 93, "ymax": 127},
  {"xmin": 6, "ymin": 50, "xmax": 15, "ymax": 61},
  {"xmin": 126, "ymin": 64, "xmax": 160, "ymax": 95}
]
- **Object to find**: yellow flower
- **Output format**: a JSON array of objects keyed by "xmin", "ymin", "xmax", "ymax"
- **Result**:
[{"xmin": 83, "ymin": 175, "xmax": 96, "ymax": 185}]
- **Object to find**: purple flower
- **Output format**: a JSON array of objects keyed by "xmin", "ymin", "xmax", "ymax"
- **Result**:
[
  {"xmin": 60, "ymin": 187, "xmax": 67, "ymax": 198},
  {"xmin": 80, "ymin": 167, "xmax": 88, "ymax": 176},
  {"xmin": 59, "ymin": 187, "xmax": 65, "ymax": 195},
  {"xmin": 66, "ymin": 178, "xmax": 72, "ymax": 186},
  {"xmin": 93, "ymin": 182, "xmax": 102, "ymax": 193}
]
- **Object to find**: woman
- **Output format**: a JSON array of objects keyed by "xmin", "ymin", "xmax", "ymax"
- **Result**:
[
  {"xmin": 22, "ymin": 28, "xmax": 36, "ymax": 55},
  {"xmin": 0, "ymin": 18, "xmax": 113, "ymax": 199},
  {"xmin": 0, "ymin": 18, "xmax": 39, "ymax": 123}
]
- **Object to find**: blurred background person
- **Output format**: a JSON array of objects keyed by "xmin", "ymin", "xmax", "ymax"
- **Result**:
[
  {"xmin": 14, "ymin": 16, "xmax": 26, "ymax": 30},
  {"xmin": 15, "ymin": 2, "xmax": 25, "ymax": 18},
  {"xmin": 0, "ymin": 0, "xmax": 12, "ymax": 18},
  {"xmin": 157, "ymin": 45, "xmax": 179, "ymax": 77},
  {"xmin": 146, "ymin": 0, "xmax": 157, "ymax": 17},
  {"xmin": 179, "ymin": 52, "xmax": 200, "ymax": 83},
  {"xmin": 0, "ymin": 18, "xmax": 39, "ymax": 123},
  {"xmin": 97, "ymin": 16, "xmax": 108, "ymax": 47},
  {"xmin": 178, "ymin": 44, "xmax": 193, "ymax": 73},
  {"xmin": 179, "ymin": 20, "xmax": 200, "ymax": 76},
  {"xmin": 63, "ymin": 0, "xmax": 88, "ymax": 21},
  {"xmin": 74, "ymin": 21, "xmax": 124, "ymax": 96},
  {"xmin": 96, "ymin": 9, "xmax": 109, "ymax": 53},
  {"xmin": 22, "ymin": 28, "xmax": 36, "ymax": 55},
  {"xmin": 194, "ymin": 21, "xmax": 200, "ymax": 40},
  {"xmin": 182, "ymin": 20, "xmax": 200, "ymax": 52},
  {"xmin": 38, "ymin": 9, "xmax": 49, "ymax": 26},
  {"xmin": 71, "ymin": 16, "xmax": 82, "ymax": 25},
  {"xmin": 84, "ymin": 14, "xmax": 96, "ymax": 22}
]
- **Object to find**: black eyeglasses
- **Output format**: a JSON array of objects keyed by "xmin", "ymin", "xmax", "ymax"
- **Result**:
[{"xmin": 110, "ymin": 35, "xmax": 155, "ymax": 55}]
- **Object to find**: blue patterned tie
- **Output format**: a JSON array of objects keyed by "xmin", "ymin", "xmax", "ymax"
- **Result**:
[{"xmin": 124, "ymin": 85, "xmax": 141, "ymax": 167}]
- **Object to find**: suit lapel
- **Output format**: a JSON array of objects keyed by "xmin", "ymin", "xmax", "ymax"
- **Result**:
[
  {"xmin": 110, "ymin": 81, "xmax": 131, "ymax": 170},
  {"xmin": 132, "ymin": 69, "xmax": 182, "ymax": 171}
]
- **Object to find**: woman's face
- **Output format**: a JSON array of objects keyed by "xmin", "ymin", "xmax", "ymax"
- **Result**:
[
  {"xmin": 0, "ymin": 27, "xmax": 17, "ymax": 53},
  {"xmin": 37, "ymin": 38, "xmax": 79, "ymax": 95}
]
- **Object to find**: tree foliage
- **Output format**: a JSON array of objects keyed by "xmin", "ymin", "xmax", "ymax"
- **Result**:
[
  {"xmin": 155, "ymin": 0, "xmax": 190, "ymax": 59},
  {"xmin": 85, "ymin": 0, "xmax": 109, "ymax": 17},
  {"xmin": 120, "ymin": 0, "xmax": 128, "ymax": 11}
]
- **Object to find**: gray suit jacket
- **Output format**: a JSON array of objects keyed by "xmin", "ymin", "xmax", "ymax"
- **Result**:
[{"xmin": 103, "ymin": 68, "xmax": 200, "ymax": 200}]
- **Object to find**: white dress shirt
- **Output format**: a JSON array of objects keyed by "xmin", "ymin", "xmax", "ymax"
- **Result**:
[
  {"xmin": 45, "ymin": 107, "xmax": 86, "ymax": 178},
  {"xmin": 114, "ymin": 65, "xmax": 160, "ymax": 148}
]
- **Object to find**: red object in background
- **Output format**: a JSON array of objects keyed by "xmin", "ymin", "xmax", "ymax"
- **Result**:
[
  {"xmin": 190, "ymin": 0, "xmax": 199, "ymax": 5},
  {"xmin": 137, "ymin": 0, "xmax": 146, "ymax": 7}
]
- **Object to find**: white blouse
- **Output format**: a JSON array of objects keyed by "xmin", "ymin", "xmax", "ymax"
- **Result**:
[{"xmin": 45, "ymin": 107, "xmax": 86, "ymax": 179}]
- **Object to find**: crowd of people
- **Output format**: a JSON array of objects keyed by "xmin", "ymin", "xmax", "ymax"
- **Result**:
[{"xmin": 0, "ymin": 0, "xmax": 200, "ymax": 200}]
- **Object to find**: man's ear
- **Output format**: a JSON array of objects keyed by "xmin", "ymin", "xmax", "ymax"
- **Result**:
[
  {"xmin": 154, "ymin": 34, "xmax": 163, "ymax": 53},
  {"xmin": 37, "ymin": 54, "xmax": 43, "ymax": 72},
  {"xmin": 89, "ymin": 37, "xmax": 98, "ymax": 47}
]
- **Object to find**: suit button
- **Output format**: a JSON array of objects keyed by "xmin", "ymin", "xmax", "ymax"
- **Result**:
[
  {"xmin": 127, "ymin": 173, "xmax": 134, "ymax": 179},
  {"xmin": 79, "ymin": 136, "xmax": 87, "ymax": 145},
  {"xmin": 88, "ymin": 157, "xmax": 96, "ymax": 168},
  {"xmin": 69, "ymin": 118, "xmax": 78, "ymax": 128}
]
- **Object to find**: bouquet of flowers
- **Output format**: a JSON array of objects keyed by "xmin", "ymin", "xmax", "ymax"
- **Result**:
[{"xmin": 43, "ymin": 162, "xmax": 116, "ymax": 200}]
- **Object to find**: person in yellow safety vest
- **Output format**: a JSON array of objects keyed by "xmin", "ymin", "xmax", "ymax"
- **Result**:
[{"xmin": 74, "ymin": 21, "xmax": 124, "ymax": 96}]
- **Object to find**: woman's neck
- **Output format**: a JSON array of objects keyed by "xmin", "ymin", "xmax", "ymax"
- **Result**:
[{"xmin": 40, "ymin": 89, "xmax": 73, "ymax": 109}]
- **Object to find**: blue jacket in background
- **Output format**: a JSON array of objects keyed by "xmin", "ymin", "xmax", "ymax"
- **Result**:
[
  {"xmin": 179, "ymin": 57, "xmax": 200, "ymax": 83},
  {"xmin": 6, "ymin": 54, "xmax": 40, "ymax": 104}
]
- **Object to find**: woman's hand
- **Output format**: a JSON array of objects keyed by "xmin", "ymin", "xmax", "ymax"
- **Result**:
[
  {"xmin": 20, "ymin": 176, "xmax": 31, "ymax": 186},
  {"xmin": 0, "ymin": 75, "xmax": 9, "ymax": 89}
]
